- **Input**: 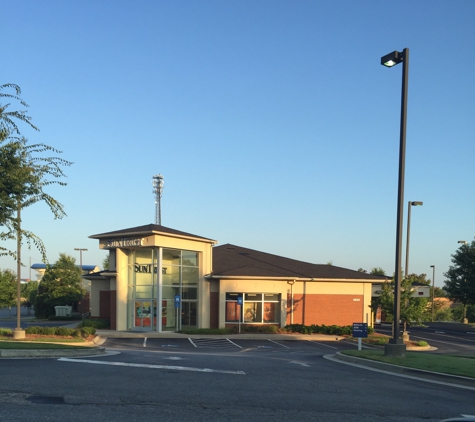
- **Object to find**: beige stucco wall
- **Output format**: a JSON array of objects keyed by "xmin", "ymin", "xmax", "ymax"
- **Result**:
[
  {"xmin": 217, "ymin": 278, "xmax": 375, "ymax": 329},
  {"xmin": 100, "ymin": 234, "xmax": 214, "ymax": 331}
]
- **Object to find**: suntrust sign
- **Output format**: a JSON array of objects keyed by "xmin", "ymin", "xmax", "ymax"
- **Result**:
[{"xmin": 106, "ymin": 238, "xmax": 143, "ymax": 248}]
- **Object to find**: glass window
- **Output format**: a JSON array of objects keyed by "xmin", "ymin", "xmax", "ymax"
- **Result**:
[
  {"xmin": 182, "ymin": 287, "xmax": 197, "ymax": 300},
  {"xmin": 264, "ymin": 302, "xmax": 278, "ymax": 322},
  {"xmin": 162, "ymin": 265, "xmax": 180, "ymax": 286},
  {"xmin": 226, "ymin": 293, "xmax": 280, "ymax": 324},
  {"xmin": 182, "ymin": 251, "xmax": 198, "ymax": 266},
  {"xmin": 226, "ymin": 302, "xmax": 241, "ymax": 322},
  {"xmin": 182, "ymin": 267, "xmax": 199, "ymax": 285},
  {"xmin": 245, "ymin": 293, "xmax": 262, "ymax": 301},
  {"xmin": 163, "ymin": 249, "xmax": 180, "ymax": 266}
]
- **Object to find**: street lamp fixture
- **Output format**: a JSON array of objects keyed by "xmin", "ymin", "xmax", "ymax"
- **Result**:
[
  {"xmin": 381, "ymin": 48, "xmax": 410, "ymax": 357},
  {"xmin": 381, "ymin": 51, "xmax": 404, "ymax": 67}
]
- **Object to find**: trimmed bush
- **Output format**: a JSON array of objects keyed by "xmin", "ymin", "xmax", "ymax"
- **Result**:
[
  {"xmin": 80, "ymin": 318, "xmax": 110, "ymax": 329},
  {"xmin": 0, "ymin": 328, "xmax": 12, "ymax": 336},
  {"xmin": 55, "ymin": 327, "xmax": 74, "ymax": 337},
  {"xmin": 25, "ymin": 326, "xmax": 41, "ymax": 335}
]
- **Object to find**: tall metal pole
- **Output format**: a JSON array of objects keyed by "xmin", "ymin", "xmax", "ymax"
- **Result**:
[
  {"xmin": 391, "ymin": 47, "xmax": 409, "ymax": 347},
  {"xmin": 13, "ymin": 199, "xmax": 25, "ymax": 339},
  {"xmin": 74, "ymin": 248, "xmax": 88, "ymax": 288},
  {"xmin": 405, "ymin": 201, "xmax": 412, "ymax": 278},
  {"xmin": 430, "ymin": 265, "xmax": 435, "ymax": 322},
  {"xmin": 152, "ymin": 174, "xmax": 164, "ymax": 225}
]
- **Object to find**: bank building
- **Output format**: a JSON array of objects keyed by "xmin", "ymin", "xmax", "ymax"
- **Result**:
[{"xmin": 84, "ymin": 224, "xmax": 386, "ymax": 332}]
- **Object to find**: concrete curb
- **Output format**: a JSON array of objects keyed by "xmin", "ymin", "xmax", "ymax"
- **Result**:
[
  {"xmin": 333, "ymin": 352, "xmax": 475, "ymax": 389},
  {"xmin": 0, "ymin": 346, "xmax": 106, "ymax": 358},
  {"xmin": 94, "ymin": 330, "xmax": 344, "ymax": 341}
]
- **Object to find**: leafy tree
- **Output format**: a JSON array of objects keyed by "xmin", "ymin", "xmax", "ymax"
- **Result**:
[
  {"xmin": 379, "ymin": 274, "xmax": 430, "ymax": 326},
  {"xmin": 34, "ymin": 254, "xmax": 85, "ymax": 318},
  {"xmin": 443, "ymin": 240, "xmax": 475, "ymax": 321},
  {"xmin": 0, "ymin": 83, "xmax": 38, "ymax": 136},
  {"xmin": 0, "ymin": 84, "xmax": 72, "ymax": 262},
  {"xmin": 370, "ymin": 267, "xmax": 386, "ymax": 276},
  {"xmin": 102, "ymin": 255, "xmax": 109, "ymax": 270},
  {"xmin": 0, "ymin": 269, "xmax": 16, "ymax": 308}
]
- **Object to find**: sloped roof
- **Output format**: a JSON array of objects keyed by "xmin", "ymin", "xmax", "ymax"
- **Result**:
[
  {"xmin": 89, "ymin": 224, "xmax": 216, "ymax": 243},
  {"xmin": 210, "ymin": 244, "xmax": 388, "ymax": 281}
]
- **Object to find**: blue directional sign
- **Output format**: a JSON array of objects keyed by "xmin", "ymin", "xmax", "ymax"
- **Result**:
[
  {"xmin": 352, "ymin": 323, "xmax": 368, "ymax": 338},
  {"xmin": 237, "ymin": 297, "xmax": 243, "ymax": 305},
  {"xmin": 174, "ymin": 295, "xmax": 181, "ymax": 308}
]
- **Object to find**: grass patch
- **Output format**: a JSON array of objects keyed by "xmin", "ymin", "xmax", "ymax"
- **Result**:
[{"xmin": 342, "ymin": 350, "xmax": 475, "ymax": 378}]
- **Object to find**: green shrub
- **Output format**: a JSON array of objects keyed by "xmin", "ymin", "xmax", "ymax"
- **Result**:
[
  {"xmin": 179, "ymin": 328, "xmax": 233, "ymax": 335},
  {"xmin": 80, "ymin": 318, "xmax": 110, "ymax": 329},
  {"xmin": 42, "ymin": 326, "xmax": 56, "ymax": 336},
  {"xmin": 80, "ymin": 326, "xmax": 96, "ymax": 336},
  {"xmin": 55, "ymin": 327, "xmax": 74, "ymax": 337},
  {"xmin": 242, "ymin": 324, "xmax": 278, "ymax": 334},
  {"xmin": 415, "ymin": 340, "xmax": 428, "ymax": 347},
  {"xmin": 0, "ymin": 328, "xmax": 12, "ymax": 336},
  {"xmin": 25, "ymin": 326, "xmax": 41, "ymax": 334}
]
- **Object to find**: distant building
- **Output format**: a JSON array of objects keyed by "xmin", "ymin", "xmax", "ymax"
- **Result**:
[{"xmin": 84, "ymin": 224, "xmax": 387, "ymax": 332}]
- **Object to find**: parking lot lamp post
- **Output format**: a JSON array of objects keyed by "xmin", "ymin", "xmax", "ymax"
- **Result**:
[
  {"xmin": 381, "ymin": 48, "xmax": 410, "ymax": 357},
  {"xmin": 74, "ymin": 248, "xmax": 88, "ymax": 289},
  {"xmin": 430, "ymin": 265, "xmax": 435, "ymax": 322},
  {"xmin": 457, "ymin": 241, "xmax": 468, "ymax": 323},
  {"xmin": 402, "ymin": 200, "xmax": 423, "ymax": 338}
]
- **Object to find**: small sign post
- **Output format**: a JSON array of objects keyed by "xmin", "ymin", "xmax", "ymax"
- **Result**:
[
  {"xmin": 174, "ymin": 295, "xmax": 181, "ymax": 332},
  {"xmin": 352, "ymin": 322, "xmax": 368, "ymax": 351},
  {"xmin": 237, "ymin": 296, "xmax": 243, "ymax": 333}
]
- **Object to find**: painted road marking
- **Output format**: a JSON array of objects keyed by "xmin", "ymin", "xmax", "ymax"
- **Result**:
[
  {"xmin": 188, "ymin": 338, "xmax": 242, "ymax": 349},
  {"xmin": 267, "ymin": 339, "xmax": 290, "ymax": 348},
  {"xmin": 290, "ymin": 361, "xmax": 310, "ymax": 367},
  {"xmin": 58, "ymin": 358, "xmax": 246, "ymax": 375}
]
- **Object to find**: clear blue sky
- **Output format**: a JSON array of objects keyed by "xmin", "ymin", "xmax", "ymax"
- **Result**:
[{"xmin": 2, "ymin": 1, "xmax": 474, "ymax": 286}]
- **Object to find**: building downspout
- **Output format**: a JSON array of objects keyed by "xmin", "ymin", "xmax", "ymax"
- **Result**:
[{"xmin": 287, "ymin": 280, "xmax": 295, "ymax": 325}]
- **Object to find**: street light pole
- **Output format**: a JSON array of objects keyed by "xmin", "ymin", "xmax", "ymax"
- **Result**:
[
  {"xmin": 458, "ymin": 241, "xmax": 468, "ymax": 323},
  {"xmin": 381, "ymin": 48, "xmax": 410, "ymax": 357},
  {"xmin": 74, "ymin": 248, "xmax": 88, "ymax": 287},
  {"xmin": 402, "ymin": 200, "xmax": 423, "ymax": 338},
  {"xmin": 405, "ymin": 201, "xmax": 423, "ymax": 277},
  {"xmin": 430, "ymin": 265, "xmax": 435, "ymax": 322}
]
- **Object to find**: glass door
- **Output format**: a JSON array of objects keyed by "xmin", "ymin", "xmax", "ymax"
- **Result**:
[
  {"xmin": 181, "ymin": 302, "xmax": 197, "ymax": 328},
  {"xmin": 134, "ymin": 301, "xmax": 156, "ymax": 330}
]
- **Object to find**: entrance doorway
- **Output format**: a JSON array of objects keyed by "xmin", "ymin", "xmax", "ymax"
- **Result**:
[
  {"xmin": 134, "ymin": 300, "xmax": 157, "ymax": 330},
  {"xmin": 181, "ymin": 302, "xmax": 197, "ymax": 328}
]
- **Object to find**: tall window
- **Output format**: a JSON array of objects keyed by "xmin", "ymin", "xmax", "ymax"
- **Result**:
[{"xmin": 162, "ymin": 248, "xmax": 199, "ymax": 329}]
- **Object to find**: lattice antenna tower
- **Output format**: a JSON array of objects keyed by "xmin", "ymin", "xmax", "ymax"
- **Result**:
[{"xmin": 152, "ymin": 174, "xmax": 164, "ymax": 225}]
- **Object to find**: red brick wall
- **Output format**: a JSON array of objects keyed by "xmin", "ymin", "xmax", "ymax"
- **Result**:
[
  {"xmin": 210, "ymin": 292, "xmax": 219, "ymax": 329},
  {"xmin": 110, "ymin": 290, "xmax": 117, "ymax": 330},
  {"xmin": 99, "ymin": 291, "xmax": 111, "ymax": 319},
  {"xmin": 287, "ymin": 294, "xmax": 364, "ymax": 326},
  {"xmin": 98, "ymin": 290, "xmax": 116, "ymax": 330}
]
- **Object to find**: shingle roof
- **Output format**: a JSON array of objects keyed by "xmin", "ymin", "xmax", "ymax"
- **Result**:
[
  {"xmin": 89, "ymin": 224, "xmax": 216, "ymax": 243},
  {"xmin": 210, "ymin": 244, "xmax": 388, "ymax": 281}
]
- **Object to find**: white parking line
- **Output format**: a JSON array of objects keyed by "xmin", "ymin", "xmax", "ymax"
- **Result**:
[
  {"xmin": 58, "ymin": 358, "xmax": 246, "ymax": 375},
  {"xmin": 267, "ymin": 339, "xmax": 290, "ymax": 348}
]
